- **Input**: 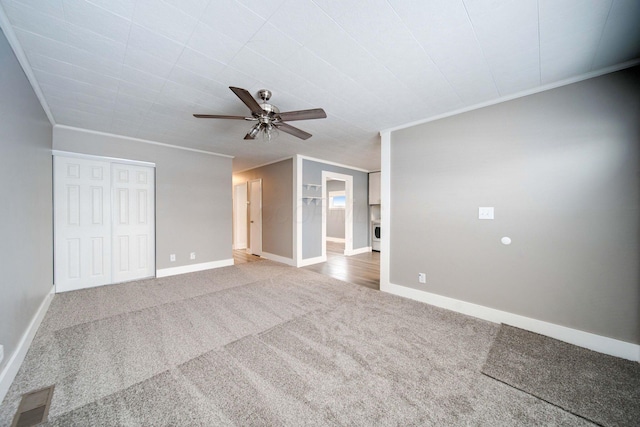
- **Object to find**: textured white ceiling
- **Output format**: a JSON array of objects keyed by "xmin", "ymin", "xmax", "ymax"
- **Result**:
[{"xmin": 1, "ymin": 0, "xmax": 639, "ymax": 171}]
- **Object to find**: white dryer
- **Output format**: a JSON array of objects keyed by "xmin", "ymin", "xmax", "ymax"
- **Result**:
[{"xmin": 372, "ymin": 222, "xmax": 381, "ymax": 252}]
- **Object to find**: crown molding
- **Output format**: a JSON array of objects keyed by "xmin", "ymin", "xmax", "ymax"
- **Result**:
[
  {"xmin": 0, "ymin": 3, "xmax": 56, "ymax": 125},
  {"xmin": 234, "ymin": 156, "xmax": 294, "ymax": 174},
  {"xmin": 381, "ymin": 59, "xmax": 640, "ymax": 135},
  {"xmin": 297, "ymin": 154, "xmax": 371, "ymax": 173},
  {"xmin": 54, "ymin": 125, "xmax": 235, "ymax": 158}
]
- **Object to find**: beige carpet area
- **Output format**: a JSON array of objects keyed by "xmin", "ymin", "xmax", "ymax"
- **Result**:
[
  {"xmin": 482, "ymin": 325, "xmax": 640, "ymax": 426},
  {"xmin": 0, "ymin": 260, "xmax": 625, "ymax": 425}
]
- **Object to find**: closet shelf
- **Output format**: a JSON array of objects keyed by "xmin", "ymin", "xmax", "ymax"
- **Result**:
[
  {"xmin": 302, "ymin": 197, "xmax": 323, "ymax": 205},
  {"xmin": 304, "ymin": 183, "xmax": 322, "ymax": 190}
]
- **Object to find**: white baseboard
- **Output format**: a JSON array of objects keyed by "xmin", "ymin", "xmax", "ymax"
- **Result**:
[
  {"xmin": 260, "ymin": 252, "xmax": 296, "ymax": 266},
  {"xmin": 383, "ymin": 282, "xmax": 640, "ymax": 362},
  {"xmin": 326, "ymin": 237, "xmax": 345, "ymax": 243},
  {"xmin": 296, "ymin": 255, "xmax": 327, "ymax": 267},
  {"xmin": 0, "ymin": 286, "xmax": 55, "ymax": 402},
  {"xmin": 156, "ymin": 259, "xmax": 234, "ymax": 278},
  {"xmin": 344, "ymin": 246, "xmax": 372, "ymax": 256}
]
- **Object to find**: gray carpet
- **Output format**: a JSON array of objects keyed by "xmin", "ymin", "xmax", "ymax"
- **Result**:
[
  {"xmin": 481, "ymin": 324, "xmax": 640, "ymax": 427},
  {"xmin": 0, "ymin": 260, "xmax": 609, "ymax": 425}
]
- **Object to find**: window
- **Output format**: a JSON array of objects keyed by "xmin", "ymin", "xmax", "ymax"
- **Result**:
[{"xmin": 329, "ymin": 191, "xmax": 346, "ymax": 209}]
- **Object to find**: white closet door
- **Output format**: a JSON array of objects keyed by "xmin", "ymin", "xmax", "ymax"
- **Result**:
[
  {"xmin": 111, "ymin": 163, "xmax": 155, "ymax": 283},
  {"xmin": 54, "ymin": 156, "xmax": 112, "ymax": 292}
]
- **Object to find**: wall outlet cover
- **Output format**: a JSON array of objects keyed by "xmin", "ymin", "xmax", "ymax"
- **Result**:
[
  {"xmin": 0, "ymin": 344, "xmax": 4, "ymax": 364},
  {"xmin": 170, "ymin": 254, "xmax": 176, "ymax": 262},
  {"xmin": 190, "ymin": 252, "xmax": 196, "ymax": 260},
  {"xmin": 418, "ymin": 273, "xmax": 426, "ymax": 284},
  {"xmin": 479, "ymin": 207, "xmax": 495, "ymax": 219}
]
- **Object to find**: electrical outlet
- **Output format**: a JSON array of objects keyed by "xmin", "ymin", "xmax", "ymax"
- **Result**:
[
  {"xmin": 190, "ymin": 252, "xmax": 196, "ymax": 260},
  {"xmin": 479, "ymin": 207, "xmax": 494, "ymax": 220},
  {"xmin": 170, "ymin": 254, "xmax": 176, "ymax": 262},
  {"xmin": 418, "ymin": 273, "xmax": 426, "ymax": 284},
  {"xmin": 0, "ymin": 345, "xmax": 4, "ymax": 364}
]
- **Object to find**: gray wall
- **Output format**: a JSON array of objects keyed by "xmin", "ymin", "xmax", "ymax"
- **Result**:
[
  {"xmin": 302, "ymin": 159, "xmax": 369, "ymax": 258},
  {"xmin": 53, "ymin": 126, "xmax": 232, "ymax": 269},
  {"xmin": 0, "ymin": 29, "xmax": 53, "ymax": 374},
  {"xmin": 233, "ymin": 159, "xmax": 293, "ymax": 259},
  {"xmin": 326, "ymin": 180, "xmax": 345, "ymax": 239},
  {"xmin": 389, "ymin": 67, "xmax": 640, "ymax": 344}
]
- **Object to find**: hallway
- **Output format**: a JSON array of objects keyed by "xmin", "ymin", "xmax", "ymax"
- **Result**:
[
  {"xmin": 302, "ymin": 242, "xmax": 380, "ymax": 290},
  {"xmin": 233, "ymin": 242, "xmax": 380, "ymax": 290}
]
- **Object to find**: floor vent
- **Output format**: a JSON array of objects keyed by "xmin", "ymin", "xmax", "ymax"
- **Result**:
[{"xmin": 12, "ymin": 385, "xmax": 54, "ymax": 427}]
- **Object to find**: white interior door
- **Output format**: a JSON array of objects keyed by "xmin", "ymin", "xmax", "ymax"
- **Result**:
[
  {"xmin": 248, "ymin": 179, "xmax": 262, "ymax": 256},
  {"xmin": 112, "ymin": 163, "xmax": 155, "ymax": 283},
  {"xmin": 54, "ymin": 156, "xmax": 112, "ymax": 292},
  {"xmin": 234, "ymin": 183, "xmax": 248, "ymax": 250}
]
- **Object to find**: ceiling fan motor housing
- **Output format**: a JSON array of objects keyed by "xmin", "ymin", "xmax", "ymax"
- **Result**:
[
  {"xmin": 257, "ymin": 89, "xmax": 272, "ymax": 101},
  {"xmin": 258, "ymin": 103, "xmax": 280, "ymax": 117},
  {"xmin": 257, "ymin": 100, "xmax": 280, "ymax": 130}
]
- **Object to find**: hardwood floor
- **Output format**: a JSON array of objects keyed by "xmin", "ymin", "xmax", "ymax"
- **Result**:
[
  {"xmin": 233, "ymin": 250, "xmax": 263, "ymax": 264},
  {"xmin": 234, "ymin": 243, "xmax": 380, "ymax": 290},
  {"xmin": 303, "ymin": 241, "xmax": 380, "ymax": 290}
]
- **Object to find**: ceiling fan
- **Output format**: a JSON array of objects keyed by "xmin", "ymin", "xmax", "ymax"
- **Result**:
[{"xmin": 194, "ymin": 87, "xmax": 327, "ymax": 141}]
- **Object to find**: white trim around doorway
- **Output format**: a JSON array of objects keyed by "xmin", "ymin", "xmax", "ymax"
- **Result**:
[{"xmin": 322, "ymin": 171, "xmax": 354, "ymax": 259}]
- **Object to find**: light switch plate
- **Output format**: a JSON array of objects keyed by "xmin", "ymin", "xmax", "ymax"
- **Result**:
[{"xmin": 479, "ymin": 207, "xmax": 494, "ymax": 219}]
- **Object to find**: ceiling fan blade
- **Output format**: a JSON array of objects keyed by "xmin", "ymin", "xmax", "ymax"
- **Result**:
[
  {"xmin": 278, "ymin": 108, "xmax": 327, "ymax": 121},
  {"xmin": 193, "ymin": 114, "xmax": 251, "ymax": 120},
  {"xmin": 229, "ymin": 86, "xmax": 264, "ymax": 115},
  {"xmin": 243, "ymin": 133, "xmax": 256, "ymax": 140},
  {"xmin": 275, "ymin": 122, "xmax": 312, "ymax": 140}
]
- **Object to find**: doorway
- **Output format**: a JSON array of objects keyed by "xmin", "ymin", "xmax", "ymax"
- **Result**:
[
  {"xmin": 248, "ymin": 179, "xmax": 262, "ymax": 256},
  {"xmin": 321, "ymin": 171, "xmax": 353, "ymax": 258},
  {"xmin": 233, "ymin": 183, "xmax": 248, "ymax": 250},
  {"xmin": 326, "ymin": 179, "xmax": 346, "ymax": 245}
]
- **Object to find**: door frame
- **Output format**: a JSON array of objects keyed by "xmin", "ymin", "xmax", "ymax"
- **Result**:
[
  {"xmin": 248, "ymin": 178, "xmax": 262, "ymax": 256},
  {"xmin": 321, "ymin": 171, "xmax": 353, "ymax": 258}
]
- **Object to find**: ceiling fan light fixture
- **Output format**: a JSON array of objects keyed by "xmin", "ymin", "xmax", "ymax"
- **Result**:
[
  {"xmin": 261, "ymin": 123, "xmax": 279, "ymax": 142},
  {"xmin": 247, "ymin": 123, "xmax": 261, "ymax": 139}
]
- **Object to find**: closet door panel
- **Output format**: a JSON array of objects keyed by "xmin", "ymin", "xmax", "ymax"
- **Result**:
[
  {"xmin": 54, "ymin": 156, "xmax": 112, "ymax": 292},
  {"xmin": 112, "ymin": 163, "xmax": 155, "ymax": 283}
]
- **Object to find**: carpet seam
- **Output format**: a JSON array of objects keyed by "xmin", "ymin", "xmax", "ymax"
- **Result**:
[
  {"xmin": 48, "ymin": 260, "xmax": 362, "ymax": 337},
  {"xmin": 45, "ymin": 275, "xmax": 289, "ymax": 335},
  {"xmin": 42, "ymin": 367, "xmax": 173, "ymax": 422},
  {"xmin": 43, "ymin": 258, "xmax": 285, "ymax": 331},
  {"xmin": 255, "ymin": 308, "xmax": 329, "ymax": 339},
  {"xmin": 479, "ymin": 371, "xmax": 603, "ymax": 426}
]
